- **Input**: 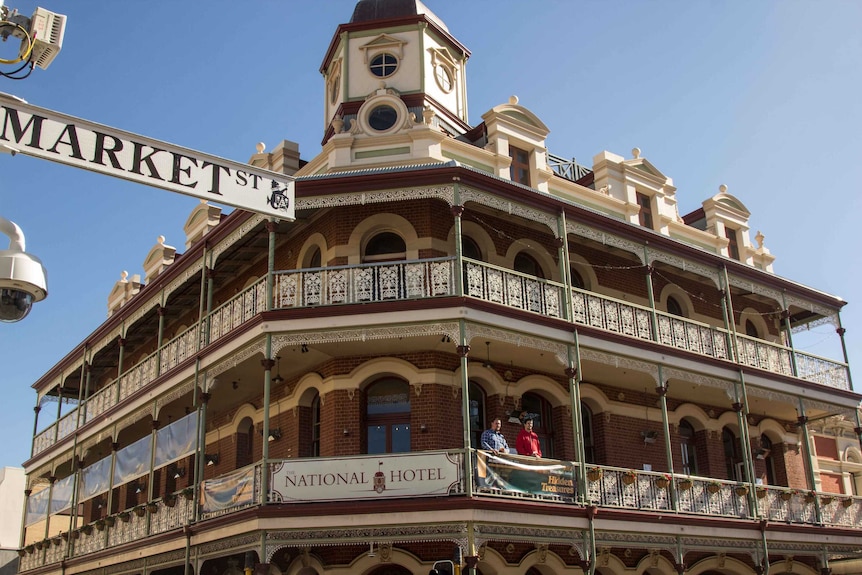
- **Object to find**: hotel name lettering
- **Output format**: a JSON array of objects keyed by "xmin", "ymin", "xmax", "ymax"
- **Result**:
[{"xmin": 282, "ymin": 467, "xmax": 447, "ymax": 488}]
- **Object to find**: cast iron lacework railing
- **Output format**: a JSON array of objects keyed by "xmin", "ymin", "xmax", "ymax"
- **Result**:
[
  {"xmin": 273, "ymin": 257, "xmax": 455, "ymax": 307},
  {"xmin": 30, "ymin": 259, "xmax": 849, "ymax": 457},
  {"xmin": 17, "ymin": 457, "xmax": 862, "ymax": 571},
  {"xmin": 464, "ymin": 259, "xmax": 566, "ymax": 318}
]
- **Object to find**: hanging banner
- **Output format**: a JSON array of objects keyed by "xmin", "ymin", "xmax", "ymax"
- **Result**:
[
  {"xmin": 113, "ymin": 434, "xmax": 152, "ymax": 486},
  {"xmin": 154, "ymin": 411, "xmax": 197, "ymax": 469},
  {"xmin": 201, "ymin": 466, "xmax": 255, "ymax": 513},
  {"xmin": 79, "ymin": 454, "xmax": 112, "ymax": 502},
  {"xmin": 269, "ymin": 451, "xmax": 463, "ymax": 503},
  {"xmin": 25, "ymin": 487, "xmax": 50, "ymax": 526},
  {"xmin": 0, "ymin": 93, "xmax": 295, "ymax": 220},
  {"xmin": 476, "ymin": 451, "xmax": 574, "ymax": 499},
  {"xmin": 49, "ymin": 475, "xmax": 75, "ymax": 514}
]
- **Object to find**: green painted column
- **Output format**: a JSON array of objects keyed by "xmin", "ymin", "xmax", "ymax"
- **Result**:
[
  {"xmin": 796, "ymin": 400, "xmax": 822, "ymax": 524},
  {"xmin": 457, "ymin": 320, "xmax": 473, "ymax": 497},
  {"xmin": 656, "ymin": 366, "xmax": 678, "ymax": 511},
  {"xmin": 260, "ymin": 335, "xmax": 275, "ymax": 504}
]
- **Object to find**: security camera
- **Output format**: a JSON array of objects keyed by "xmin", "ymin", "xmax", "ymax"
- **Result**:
[{"xmin": 0, "ymin": 216, "xmax": 47, "ymax": 322}]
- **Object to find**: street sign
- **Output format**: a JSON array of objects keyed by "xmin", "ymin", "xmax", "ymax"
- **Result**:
[{"xmin": 0, "ymin": 92, "xmax": 295, "ymax": 220}]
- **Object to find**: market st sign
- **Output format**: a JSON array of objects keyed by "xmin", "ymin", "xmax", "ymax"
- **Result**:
[{"xmin": 0, "ymin": 93, "xmax": 294, "ymax": 221}]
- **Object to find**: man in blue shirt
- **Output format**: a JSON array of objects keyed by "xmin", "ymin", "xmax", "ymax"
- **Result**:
[{"xmin": 480, "ymin": 418, "xmax": 509, "ymax": 454}]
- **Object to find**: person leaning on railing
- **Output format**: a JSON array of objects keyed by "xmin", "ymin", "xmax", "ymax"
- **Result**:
[
  {"xmin": 480, "ymin": 418, "xmax": 510, "ymax": 454},
  {"xmin": 517, "ymin": 417, "xmax": 542, "ymax": 458}
]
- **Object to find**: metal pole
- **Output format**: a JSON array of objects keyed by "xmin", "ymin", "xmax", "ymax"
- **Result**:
[
  {"xmin": 558, "ymin": 210, "xmax": 573, "ymax": 322},
  {"xmin": 568, "ymin": 335, "xmax": 586, "ymax": 503},
  {"xmin": 260, "ymin": 335, "xmax": 274, "ymax": 504},
  {"xmin": 779, "ymin": 291, "xmax": 799, "ymax": 377},
  {"xmin": 836, "ymin": 311, "xmax": 853, "ymax": 390},
  {"xmin": 457, "ymin": 320, "xmax": 473, "ymax": 497},
  {"xmin": 720, "ymin": 265, "xmax": 742, "ymax": 364},
  {"xmin": 266, "ymin": 220, "xmax": 276, "ymax": 310},
  {"xmin": 155, "ymin": 302, "xmax": 166, "ymax": 375},
  {"xmin": 643, "ymin": 245, "xmax": 659, "ymax": 342},
  {"xmin": 796, "ymin": 399, "xmax": 822, "ymax": 524},
  {"xmin": 452, "ymin": 180, "xmax": 464, "ymax": 298},
  {"xmin": 656, "ymin": 366, "xmax": 678, "ymax": 511},
  {"xmin": 732, "ymin": 376, "xmax": 757, "ymax": 515}
]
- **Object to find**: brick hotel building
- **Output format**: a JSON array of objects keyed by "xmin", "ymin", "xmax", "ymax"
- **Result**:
[{"xmin": 16, "ymin": 2, "xmax": 862, "ymax": 575}]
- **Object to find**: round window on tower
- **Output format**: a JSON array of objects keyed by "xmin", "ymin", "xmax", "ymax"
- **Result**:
[
  {"xmin": 434, "ymin": 64, "xmax": 454, "ymax": 93},
  {"xmin": 369, "ymin": 53, "xmax": 398, "ymax": 78},
  {"xmin": 368, "ymin": 104, "xmax": 398, "ymax": 131}
]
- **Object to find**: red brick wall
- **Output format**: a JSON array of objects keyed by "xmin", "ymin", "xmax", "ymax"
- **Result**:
[
  {"xmin": 813, "ymin": 435, "xmax": 839, "ymax": 459},
  {"xmin": 820, "ymin": 472, "xmax": 844, "ymax": 494}
]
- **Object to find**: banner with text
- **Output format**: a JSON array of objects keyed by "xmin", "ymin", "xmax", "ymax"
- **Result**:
[
  {"xmin": 270, "ymin": 451, "xmax": 463, "ymax": 503},
  {"xmin": 476, "ymin": 451, "xmax": 574, "ymax": 498}
]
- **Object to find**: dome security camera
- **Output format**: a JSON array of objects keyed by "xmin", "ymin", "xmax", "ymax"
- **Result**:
[{"xmin": 0, "ymin": 217, "xmax": 47, "ymax": 323}]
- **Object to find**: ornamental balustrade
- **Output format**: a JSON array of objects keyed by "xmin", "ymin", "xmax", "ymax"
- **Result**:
[
  {"xmin": 29, "ymin": 258, "xmax": 849, "ymax": 458},
  {"xmin": 464, "ymin": 259, "xmax": 565, "ymax": 319},
  {"xmin": 273, "ymin": 258, "xmax": 455, "ymax": 308}
]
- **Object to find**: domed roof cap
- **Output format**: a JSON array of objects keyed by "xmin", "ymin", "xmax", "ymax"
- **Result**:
[{"xmin": 350, "ymin": 0, "xmax": 448, "ymax": 32}]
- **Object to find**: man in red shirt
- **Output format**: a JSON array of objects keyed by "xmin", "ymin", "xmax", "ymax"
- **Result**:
[{"xmin": 516, "ymin": 418, "xmax": 542, "ymax": 458}]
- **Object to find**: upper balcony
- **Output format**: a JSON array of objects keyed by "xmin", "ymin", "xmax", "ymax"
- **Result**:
[{"xmin": 29, "ymin": 255, "xmax": 851, "ymax": 459}]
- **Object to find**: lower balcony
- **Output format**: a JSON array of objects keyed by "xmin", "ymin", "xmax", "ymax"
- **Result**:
[{"xmin": 18, "ymin": 451, "xmax": 862, "ymax": 571}]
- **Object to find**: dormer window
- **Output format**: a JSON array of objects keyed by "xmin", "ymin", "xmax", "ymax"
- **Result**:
[
  {"xmin": 725, "ymin": 226, "xmax": 740, "ymax": 260},
  {"xmin": 509, "ymin": 146, "xmax": 530, "ymax": 186},
  {"xmin": 637, "ymin": 192, "xmax": 653, "ymax": 229},
  {"xmin": 370, "ymin": 53, "xmax": 398, "ymax": 78}
]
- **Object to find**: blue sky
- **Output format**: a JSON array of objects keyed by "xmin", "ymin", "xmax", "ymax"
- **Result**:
[{"xmin": 0, "ymin": 1, "xmax": 860, "ymax": 470}]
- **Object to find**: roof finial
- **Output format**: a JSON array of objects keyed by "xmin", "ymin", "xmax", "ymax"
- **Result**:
[
  {"xmin": 632, "ymin": 147, "xmax": 641, "ymax": 159},
  {"xmin": 719, "ymin": 184, "xmax": 728, "ymax": 193},
  {"xmin": 256, "ymin": 142, "xmax": 266, "ymax": 154},
  {"xmin": 509, "ymin": 95, "xmax": 519, "ymax": 105}
]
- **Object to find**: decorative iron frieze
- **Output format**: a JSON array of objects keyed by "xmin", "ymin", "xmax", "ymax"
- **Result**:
[
  {"xmin": 464, "ymin": 323, "xmax": 568, "ymax": 366},
  {"xmin": 297, "ymin": 185, "xmax": 455, "ymax": 210}
]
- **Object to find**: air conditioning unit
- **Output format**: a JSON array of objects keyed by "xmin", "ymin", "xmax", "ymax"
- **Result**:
[{"xmin": 22, "ymin": 7, "xmax": 66, "ymax": 69}]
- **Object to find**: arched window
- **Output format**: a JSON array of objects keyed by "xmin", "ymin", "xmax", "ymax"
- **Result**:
[
  {"xmin": 366, "ymin": 378, "xmax": 411, "ymax": 454},
  {"xmin": 760, "ymin": 434, "xmax": 776, "ymax": 485},
  {"xmin": 514, "ymin": 252, "xmax": 544, "ymax": 279},
  {"xmin": 521, "ymin": 392, "xmax": 553, "ymax": 458},
  {"xmin": 679, "ymin": 420, "xmax": 698, "ymax": 475},
  {"xmin": 462, "ymin": 236, "xmax": 482, "ymax": 261},
  {"xmin": 571, "ymin": 267, "xmax": 585, "ymax": 290},
  {"xmin": 236, "ymin": 417, "xmax": 254, "ymax": 468},
  {"xmin": 582, "ymin": 402, "xmax": 595, "ymax": 464},
  {"xmin": 308, "ymin": 247, "xmax": 322, "ymax": 269},
  {"xmin": 468, "ymin": 380, "xmax": 486, "ymax": 449},
  {"xmin": 745, "ymin": 319, "xmax": 759, "ymax": 338},
  {"xmin": 722, "ymin": 427, "xmax": 742, "ymax": 481},
  {"xmin": 667, "ymin": 296, "xmax": 684, "ymax": 317},
  {"xmin": 311, "ymin": 392, "xmax": 321, "ymax": 457},
  {"xmin": 364, "ymin": 232, "xmax": 406, "ymax": 262}
]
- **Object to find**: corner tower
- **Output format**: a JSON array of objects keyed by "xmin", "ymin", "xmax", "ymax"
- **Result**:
[{"xmin": 320, "ymin": 0, "xmax": 470, "ymax": 145}]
